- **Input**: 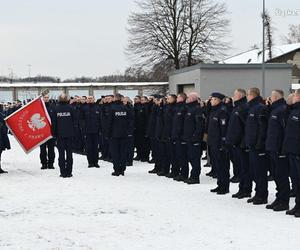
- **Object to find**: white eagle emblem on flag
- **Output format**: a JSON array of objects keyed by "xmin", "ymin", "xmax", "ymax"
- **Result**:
[{"xmin": 27, "ymin": 113, "xmax": 47, "ymax": 131}]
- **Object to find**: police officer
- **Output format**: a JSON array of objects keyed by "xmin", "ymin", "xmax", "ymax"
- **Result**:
[
  {"xmin": 208, "ymin": 92, "xmax": 230, "ymax": 194},
  {"xmin": 182, "ymin": 92, "xmax": 205, "ymax": 185},
  {"xmin": 160, "ymin": 94, "xmax": 177, "ymax": 177},
  {"xmin": 245, "ymin": 88, "xmax": 269, "ymax": 205},
  {"xmin": 283, "ymin": 89, "xmax": 300, "ymax": 217},
  {"xmin": 81, "ymin": 96, "xmax": 101, "ymax": 168},
  {"xmin": 172, "ymin": 93, "xmax": 188, "ymax": 182},
  {"xmin": 108, "ymin": 94, "xmax": 134, "ymax": 176},
  {"xmin": 39, "ymin": 94, "xmax": 56, "ymax": 170},
  {"xmin": 226, "ymin": 89, "xmax": 252, "ymax": 199},
  {"xmin": 264, "ymin": 89, "xmax": 290, "ymax": 211},
  {"xmin": 52, "ymin": 94, "xmax": 75, "ymax": 178},
  {"xmin": 0, "ymin": 107, "xmax": 10, "ymax": 174}
]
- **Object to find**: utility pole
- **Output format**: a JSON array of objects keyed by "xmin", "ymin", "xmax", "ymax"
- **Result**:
[{"xmin": 262, "ymin": 0, "xmax": 266, "ymax": 97}]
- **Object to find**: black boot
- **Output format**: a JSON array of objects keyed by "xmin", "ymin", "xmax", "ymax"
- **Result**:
[
  {"xmin": 94, "ymin": 163, "xmax": 100, "ymax": 168},
  {"xmin": 111, "ymin": 171, "xmax": 121, "ymax": 176},
  {"xmin": 173, "ymin": 175, "xmax": 187, "ymax": 182},
  {"xmin": 217, "ymin": 189, "xmax": 229, "ymax": 195},
  {"xmin": 148, "ymin": 168, "xmax": 158, "ymax": 174},
  {"xmin": 273, "ymin": 203, "xmax": 289, "ymax": 212},
  {"xmin": 48, "ymin": 164, "xmax": 55, "ymax": 169},
  {"xmin": 230, "ymin": 176, "xmax": 240, "ymax": 183},
  {"xmin": 166, "ymin": 172, "xmax": 177, "ymax": 179},
  {"xmin": 210, "ymin": 187, "xmax": 220, "ymax": 193},
  {"xmin": 266, "ymin": 199, "xmax": 279, "ymax": 210},
  {"xmin": 186, "ymin": 178, "xmax": 200, "ymax": 185},
  {"xmin": 0, "ymin": 168, "xmax": 8, "ymax": 174},
  {"xmin": 247, "ymin": 196, "xmax": 257, "ymax": 203},
  {"xmin": 232, "ymin": 191, "xmax": 242, "ymax": 198},
  {"xmin": 157, "ymin": 171, "xmax": 167, "ymax": 176},
  {"xmin": 286, "ymin": 206, "xmax": 298, "ymax": 216},
  {"xmin": 237, "ymin": 192, "xmax": 252, "ymax": 199},
  {"xmin": 41, "ymin": 164, "xmax": 47, "ymax": 170},
  {"xmin": 253, "ymin": 197, "xmax": 268, "ymax": 205}
]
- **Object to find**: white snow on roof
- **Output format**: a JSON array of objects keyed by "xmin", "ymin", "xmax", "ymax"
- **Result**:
[
  {"xmin": 222, "ymin": 43, "xmax": 300, "ymax": 64},
  {"xmin": 0, "ymin": 82, "xmax": 168, "ymax": 88}
]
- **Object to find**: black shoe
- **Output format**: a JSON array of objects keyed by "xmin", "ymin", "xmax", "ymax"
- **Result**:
[
  {"xmin": 48, "ymin": 164, "xmax": 55, "ymax": 169},
  {"xmin": 166, "ymin": 172, "xmax": 177, "ymax": 179},
  {"xmin": 59, "ymin": 174, "xmax": 66, "ymax": 178},
  {"xmin": 206, "ymin": 170, "xmax": 214, "ymax": 177},
  {"xmin": 294, "ymin": 209, "xmax": 300, "ymax": 218},
  {"xmin": 186, "ymin": 178, "xmax": 200, "ymax": 185},
  {"xmin": 217, "ymin": 190, "xmax": 229, "ymax": 195},
  {"xmin": 0, "ymin": 168, "xmax": 8, "ymax": 174},
  {"xmin": 112, "ymin": 171, "xmax": 121, "ymax": 176},
  {"xmin": 210, "ymin": 187, "xmax": 220, "ymax": 193},
  {"xmin": 173, "ymin": 175, "xmax": 187, "ymax": 182},
  {"xmin": 230, "ymin": 176, "xmax": 240, "ymax": 183},
  {"xmin": 232, "ymin": 191, "xmax": 242, "ymax": 198},
  {"xmin": 286, "ymin": 206, "xmax": 298, "ymax": 216},
  {"xmin": 290, "ymin": 189, "xmax": 297, "ymax": 198},
  {"xmin": 41, "ymin": 164, "xmax": 47, "ymax": 170},
  {"xmin": 88, "ymin": 164, "xmax": 94, "ymax": 168},
  {"xmin": 247, "ymin": 196, "xmax": 257, "ymax": 203},
  {"xmin": 66, "ymin": 174, "xmax": 73, "ymax": 178},
  {"xmin": 273, "ymin": 203, "xmax": 289, "ymax": 212},
  {"xmin": 266, "ymin": 199, "xmax": 279, "ymax": 210},
  {"xmin": 148, "ymin": 168, "xmax": 158, "ymax": 174},
  {"xmin": 157, "ymin": 171, "xmax": 167, "ymax": 176},
  {"xmin": 204, "ymin": 163, "xmax": 211, "ymax": 168},
  {"xmin": 120, "ymin": 172, "xmax": 125, "ymax": 176},
  {"xmin": 237, "ymin": 192, "xmax": 252, "ymax": 199},
  {"xmin": 148, "ymin": 159, "xmax": 155, "ymax": 164},
  {"xmin": 94, "ymin": 163, "xmax": 100, "ymax": 168},
  {"xmin": 253, "ymin": 197, "xmax": 268, "ymax": 205}
]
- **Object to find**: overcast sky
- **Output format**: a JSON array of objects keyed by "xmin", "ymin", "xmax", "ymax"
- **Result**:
[{"xmin": 0, "ymin": 0, "xmax": 299, "ymax": 79}]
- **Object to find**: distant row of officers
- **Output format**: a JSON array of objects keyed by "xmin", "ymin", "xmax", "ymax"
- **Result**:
[{"xmin": 1, "ymin": 87, "xmax": 300, "ymax": 218}]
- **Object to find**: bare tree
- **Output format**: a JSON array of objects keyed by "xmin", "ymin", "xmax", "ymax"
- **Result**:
[
  {"xmin": 183, "ymin": 0, "xmax": 230, "ymax": 66},
  {"xmin": 282, "ymin": 24, "xmax": 300, "ymax": 44},
  {"xmin": 262, "ymin": 10, "xmax": 274, "ymax": 60},
  {"xmin": 127, "ymin": 0, "xmax": 230, "ymax": 70}
]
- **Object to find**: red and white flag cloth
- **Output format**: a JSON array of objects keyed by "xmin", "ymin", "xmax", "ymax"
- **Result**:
[{"xmin": 5, "ymin": 96, "xmax": 53, "ymax": 154}]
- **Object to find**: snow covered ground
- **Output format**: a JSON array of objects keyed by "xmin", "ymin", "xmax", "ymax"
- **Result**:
[{"xmin": 1, "ymin": 136, "xmax": 300, "ymax": 250}]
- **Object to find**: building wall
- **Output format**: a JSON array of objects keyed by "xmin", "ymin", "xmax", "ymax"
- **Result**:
[
  {"xmin": 269, "ymin": 49, "xmax": 300, "ymax": 84},
  {"xmin": 169, "ymin": 64, "xmax": 292, "ymax": 99},
  {"xmin": 168, "ymin": 68, "xmax": 200, "ymax": 94}
]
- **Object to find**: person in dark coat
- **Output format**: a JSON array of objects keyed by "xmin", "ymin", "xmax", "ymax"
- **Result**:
[
  {"xmin": 208, "ymin": 92, "xmax": 230, "ymax": 194},
  {"xmin": 245, "ymin": 88, "xmax": 269, "ymax": 205},
  {"xmin": 182, "ymin": 92, "xmax": 205, "ymax": 185},
  {"xmin": 265, "ymin": 89, "xmax": 290, "ymax": 212},
  {"xmin": 39, "ymin": 94, "xmax": 56, "ymax": 170},
  {"xmin": 172, "ymin": 93, "xmax": 188, "ymax": 182},
  {"xmin": 52, "ymin": 94, "xmax": 75, "ymax": 178},
  {"xmin": 0, "ymin": 106, "xmax": 10, "ymax": 174},
  {"xmin": 283, "ymin": 89, "xmax": 300, "ymax": 217},
  {"xmin": 81, "ymin": 96, "xmax": 101, "ymax": 168},
  {"xmin": 226, "ymin": 89, "xmax": 251, "ymax": 199},
  {"xmin": 107, "ymin": 94, "xmax": 134, "ymax": 176}
]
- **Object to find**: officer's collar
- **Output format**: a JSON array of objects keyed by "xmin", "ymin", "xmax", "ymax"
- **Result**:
[
  {"xmin": 293, "ymin": 101, "xmax": 300, "ymax": 110},
  {"xmin": 248, "ymin": 96, "xmax": 263, "ymax": 107},
  {"xmin": 233, "ymin": 96, "xmax": 247, "ymax": 107},
  {"xmin": 186, "ymin": 100, "xmax": 198, "ymax": 106},
  {"xmin": 270, "ymin": 98, "xmax": 286, "ymax": 109},
  {"xmin": 211, "ymin": 102, "xmax": 222, "ymax": 111}
]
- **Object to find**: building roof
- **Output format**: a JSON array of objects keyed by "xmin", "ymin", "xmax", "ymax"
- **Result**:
[
  {"xmin": 169, "ymin": 63, "xmax": 292, "ymax": 76},
  {"xmin": 221, "ymin": 43, "xmax": 300, "ymax": 64}
]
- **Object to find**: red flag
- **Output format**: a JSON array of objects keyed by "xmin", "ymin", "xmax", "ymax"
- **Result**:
[{"xmin": 5, "ymin": 97, "xmax": 53, "ymax": 154}]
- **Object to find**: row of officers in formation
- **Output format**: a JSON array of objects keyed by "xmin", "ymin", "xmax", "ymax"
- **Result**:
[{"xmin": 1, "ymin": 87, "xmax": 300, "ymax": 218}]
